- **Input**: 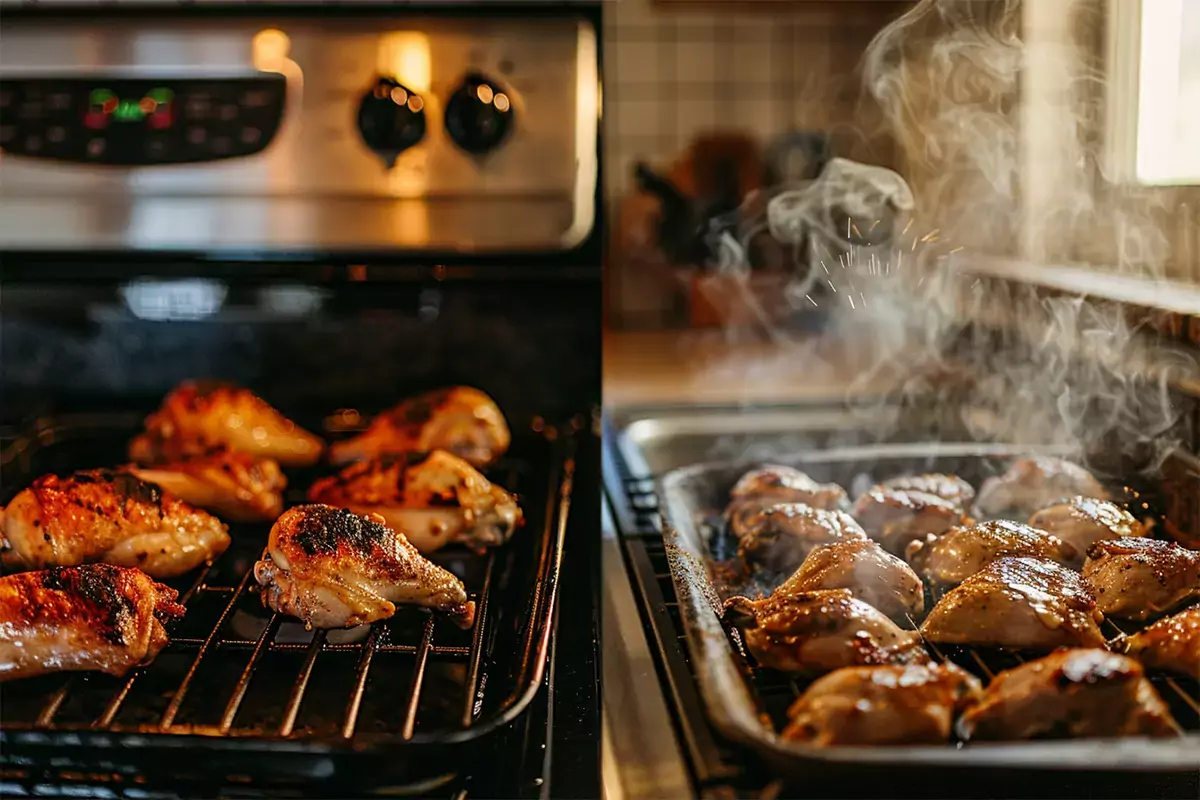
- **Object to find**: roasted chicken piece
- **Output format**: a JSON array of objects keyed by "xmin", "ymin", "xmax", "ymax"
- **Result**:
[
  {"xmin": 782, "ymin": 661, "xmax": 983, "ymax": 746},
  {"xmin": 959, "ymin": 649, "xmax": 1180, "ymax": 741},
  {"xmin": 130, "ymin": 381, "xmax": 324, "ymax": 468},
  {"xmin": 975, "ymin": 456, "xmax": 1108, "ymax": 518},
  {"xmin": 724, "ymin": 466, "xmax": 850, "ymax": 539},
  {"xmin": 1124, "ymin": 607, "xmax": 1200, "ymax": 679},
  {"xmin": 921, "ymin": 557, "xmax": 1107, "ymax": 650},
  {"xmin": 1, "ymin": 470, "xmax": 230, "ymax": 578},
  {"xmin": 878, "ymin": 473, "xmax": 976, "ymax": 514},
  {"xmin": 254, "ymin": 504, "xmax": 475, "ymax": 630},
  {"xmin": 1083, "ymin": 538, "xmax": 1200, "ymax": 623},
  {"xmin": 0, "ymin": 564, "xmax": 185, "ymax": 682},
  {"xmin": 724, "ymin": 588, "xmax": 928, "ymax": 675},
  {"xmin": 777, "ymin": 538, "xmax": 925, "ymax": 623},
  {"xmin": 128, "ymin": 447, "xmax": 286, "ymax": 523},
  {"xmin": 906, "ymin": 520, "xmax": 1075, "ymax": 593},
  {"xmin": 851, "ymin": 488, "xmax": 966, "ymax": 557},
  {"xmin": 737, "ymin": 504, "xmax": 868, "ymax": 573},
  {"xmin": 327, "ymin": 387, "xmax": 510, "ymax": 469},
  {"xmin": 1028, "ymin": 496, "xmax": 1144, "ymax": 568},
  {"xmin": 306, "ymin": 451, "xmax": 522, "ymax": 553}
]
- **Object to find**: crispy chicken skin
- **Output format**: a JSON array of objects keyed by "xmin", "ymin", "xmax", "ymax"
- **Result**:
[
  {"xmin": 306, "ymin": 451, "xmax": 522, "ymax": 553},
  {"xmin": 782, "ymin": 662, "xmax": 983, "ymax": 746},
  {"xmin": 920, "ymin": 557, "xmax": 1107, "ymax": 650},
  {"xmin": 737, "ymin": 503, "xmax": 868, "ymax": 573},
  {"xmin": 1, "ymin": 470, "xmax": 230, "ymax": 578},
  {"xmin": 724, "ymin": 467, "xmax": 850, "ymax": 539},
  {"xmin": 724, "ymin": 588, "xmax": 927, "ymax": 675},
  {"xmin": 906, "ymin": 520, "xmax": 1075, "ymax": 593},
  {"xmin": 128, "ymin": 447, "xmax": 286, "ymax": 523},
  {"xmin": 975, "ymin": 456, "xmax": 1108, "ymax": 518},
  {"xmin": 778, "ymin": 538, "xmax": 925, "ymax": 623},
  {"xmin": 878, "ymin": 473, "xmax": 976, "ymax": 514},
  {"xmin": 851, "ymin": 489, "xmax": 967, "ymax": 557},
  {"xmin": 254, "ymin": 504, "xmax": 475, "ymax": 630},
  {"xmin": 0, "ymin": 564, "xmax": 185, "ymax": 682},
  {"xmin": 959, "ymin": 649, "xmax": 1180, "ymax": 741},
  {"xmin": 1028, "ymin": 496, "xmax": 1144, "ymax": 568},
  {"xmin": 1083, "ymin": 538, "xmax": 1200, "ymax": 623},
  {"xmin": 327, "ymin": 387, "xmax": 510, "ymax": 469},
  {"xmin": 1124, "ymin": 608, "xmax": 1200, "ymax": 679}
]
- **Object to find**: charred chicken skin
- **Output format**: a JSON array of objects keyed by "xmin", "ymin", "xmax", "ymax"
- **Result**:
[
  {"xmin": 878, "ymin": 473, "xmax": 976, "ymax": 514},
  {"xmin": 1, "ymin": 470, "xmax": 230, "ymax": 578},
  {"xmin": 1028, "ymin": 496, "xmax": 1144, "ymax": 568},
  {"xmin": 959, "ymin": 649, "xmax": 1180, "ymax": 741},
  {"xmin": 129, "ymin": 381, "xmax": 324, "ymax": 468},
  {"xmin": 328, "ymin": 387, "xmax": 510, "ymax": 469},
  {"xmin": 782, "ymin": 662, "xmax": 983, "ymax": 746},
  {"xmin": 737, "ymin": 503, "xmax": 868, "ymax": 573},
  {"xmin": 128, "ymin": 447, "xmax": 286, "ymax": 523},
  {"xmin": 920, "ymin": 557, "xmax": 1107, "ymax": 651},
  {"xmin": 778, "ymin": 538, "xmax": 925, "ymax": 624},
  {"xmin": 1123, "ymin": 607, "xmax": 1200, "ymax": 679},
  {"xmin": 253, "ymin": 504, "xmax": 475, "ymax": 630},
  {"xmin": 724, "ymin": 466, "xmax": 850, "ymax": 540},
  {"xmin": 851, "ymin": 488, "xmax": 967, "ymax": 557},
  {"xmin": 1082, "ymin": 538, "xmax": 1200, "ymax": 623},
  {"xmin": 0, "ymin": 564, "xmax": 185, "ymax": 682},
  {"xmin": 306, "ymin": 451, "xmax": 523, "ymax": 553},
  {"xmin": 906, "ymin": 520, "xmax": 1075, "ymax": 593},
  {"xmin": 975, "ymin": 456, "xmax": 1108, "ymax": 518}
]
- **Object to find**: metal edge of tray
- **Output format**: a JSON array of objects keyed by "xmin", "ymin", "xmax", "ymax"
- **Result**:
[{"xmin": 656, "ymin": 441, "xmax": 1200, "ymax": 773}]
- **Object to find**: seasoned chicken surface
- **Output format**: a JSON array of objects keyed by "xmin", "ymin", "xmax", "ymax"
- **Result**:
[
  {"xmin": 129, "ymin": 447, "xmax": 286, "ymax": 523},
  {"xmin": 906, "ymin": 520, "xmax": 1075, "ymax": 592},
  {"xmin": 254, "ymin": 504, "xmax": 475, "ymax": 630},
  {"xmin": 851, "ymin": 489, "xmax": 966, "ymax": 557},
  {"xmin": 921, "ymin": 557, "xmax": 1107, "ymax": 650},
  {"xmin": 737, "ymin": 503, "xmax": 868, "ymax": 573},
  {"xmin": 975, "ymin": 456, "xmax": 1108, "ymax": 518},
  {"xmin": 130, "ymin": 381, "xmax": 324, "ymax": 468},
  {"xmin": 1083, "ymin": 538, "xmax": 1200, "ymax": 623},
  {"xmin": 1124, "ymin": 607, "xmax": 1200, "ymax": 679},
  {"xmin": 327, "ymin": 387, "xmax": 510, "ymax": 469},
  {"xmin": 0, "ymin": 564, "xmax": 185, "ymax": 682},
  {"xmin": 307, "ymin": 451, "xmax": 522, "ymax": 553},
  {"xmin": 879, "ymin": 473, "xmax": 976, "ymax": 513},
  {"xmin": 782, "ymin": 662, "xmax": 983, "ymax": 746},
  {"xmin": 1, "ymin": 470, "xmax": 230, "ymax": 578},
  {"xmin": 1028, "ymin": 496, "xmax": 1144, "ymax": 568},
  {"xmin": 724, "ymin": 466, "xmax": 850, "ymax": 541},
  {"xmin": 724, "ymin": 588, "xmax": 927, "ymax": 675},
  {"xmin": 778, "ymin": 538, "xmax": 925, "ymax": 623},
  {"xmin": 959, "ymin": 649, "xmax": 1180, "ymax": 741}
]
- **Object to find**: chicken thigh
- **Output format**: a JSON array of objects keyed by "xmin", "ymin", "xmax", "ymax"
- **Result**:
[
  {"xmin": 878, "ymin": 473, "xmax": 976, "ymax": 514},
  {"xmin": 724, "ymin": 466, "xmax": 849, "ymax": 540},
  {"xmin": 906, "ymin": 520, "xmax": 1075, "ymax": 593},
  {"xmin": 1082, "ymin": 538, "xmax": 1200, "ymax": 623},
  {"xmin": 129, "ymin": 447, "xmax": 286, "ymax": 523},
  {"xmin": 975, "ymin": 456, "xmax": 1108, "ymax": 518},
  {"xmin": 737, "ymin": 504, "xmax": 868, "ymax": 573},
  {"xmin": 851, "ymin": 489, "xmax": 966, "ymax": 557},
  {"xmin": 777, "ymin": 538, "xmax": 925, "ymax": 623},
  {"xmin": 1123, "ymin": 607, "xmax": 1200, "ymax": 679},
  {"xmin": 1028, "ymin": 496, "xmax": 1144, "ymax": 568}
]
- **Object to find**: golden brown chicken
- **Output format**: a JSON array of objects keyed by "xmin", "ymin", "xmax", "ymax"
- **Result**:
[
  {"xmin": 723, "ymin": 588, "xmax": 928, "ymax": 675},
  {"xmin": 253, "ymin": 504, "xmax": 475, "ymax": 630},
  {"xmin": 1123, "ymin": 607, "xmax": 1200, "ymax": 679},
  {"xmin": 737, "ymin": 503, "xmax": 868, "ymax": 573},
  {"xmin": 306, "ymin": 451, "xmax": 522, "ymax": 553},
  {"xmin": 851, "ymin": 488, "xmax": 967, "ymax": 557},
  {"xmin": 128, "ymin": 447, "xmax": 286, "ymax": 523},
  {"xmin": 776, "ymin": 538, "xmax": 925, "ymax": 623},
  {"xmin": 975, "ymin": 456, "xmax": 1108, "ymax": 518},
  {"xmin": 1082, "ymin": 538, "xmax": 1200, "ymax": 623},
  {"xmin": 724, "ymin": 466, "xmax": 850, "ymax": 539},
  {"xmin": 958, "ymin": 649, "xmax": 1180, "ymax": 741},
  {"xmin": 129, "ymin": 381, "xmax": 324, "ymax": 468},
  {"xmin": 920, "ymin": 557, "xmax": 1107, "ymax": 650},
  {"xmin": 878, "ymin": 473, "xmax": 976, "ymax": 514},
  {"xmin": 0, "ymin": 564, "xmax": 185, "ymax": 682},
  {"xmin": 327, "ymin": 387, "xmax": 510, "ymax": 469},
  {"xmin": 1, "ymin": 470, "xmax": 230, "ymax": 578},
  {"xmin": 782, "ymin": 661, "xmax": 983, "ymax": 746},
  {"xmin": 1028, "ymin": 496, "xmax": 1144, "ymax": 568},
  {"xmin": 906, "ymin": 520, "xmax": 1075, "ymax": 593}
]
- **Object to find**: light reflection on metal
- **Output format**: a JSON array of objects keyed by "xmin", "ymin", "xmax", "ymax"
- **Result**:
[{"xmin": 121, "ymin": 279, "xmax": 228, "ymax": 321}]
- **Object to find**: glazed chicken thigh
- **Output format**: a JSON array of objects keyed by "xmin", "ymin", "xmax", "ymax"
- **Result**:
[
  {"xmin": 1123, "ymin": 607, "xmax": 1200, "ymax": 679},
  {"xmin": 906, "ymin": 520, "xmax": 1075, "ymax": 593},
  {"xmin": 851, "ymin": 489, "xmax": 967, "ymax": 557},
  {"xmin": 1083, "ymin": 538, "xmax": 1200, "ymax": 623},
  {"xmin": 724, "ymin": 466, "xmax": 849, "ymax": 540},
  {"xmin": 129, "ymin": 447, "xmax": 286, "ymax": 523},
  {"xmin": 975, "ymin": 456, "xmax": 1108, "ymax": 518},
  {"xmin": 878, "ymin": 473, "xmax": 976, "ymax": 514},
  {"xmin": 737, "ymin": 504, "xmax": 868, "ymax": 573},
  {"xmin": 1028, "ymin": 496, "xmax": 1144, "ymax": 568},
  {"xmin": 778, "ymin": 538, "xmax": 925, "ymax": 623}
]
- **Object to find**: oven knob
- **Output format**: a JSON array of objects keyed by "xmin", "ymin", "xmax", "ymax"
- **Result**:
[
  {"xmin": 444, "ymin": 73, "xmax": 514, "ymax": 156},
  {"xmin": 356, "ymin": 77, "xmax": 426, "ymax": 167}
]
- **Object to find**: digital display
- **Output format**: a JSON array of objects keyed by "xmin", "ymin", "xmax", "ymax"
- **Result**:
[{"xmin": 86, "ymin": 87, "xmax": 175, "ymax": 128}]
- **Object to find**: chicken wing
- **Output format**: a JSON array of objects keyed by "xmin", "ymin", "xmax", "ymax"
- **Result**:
[
  {"xmin": 782, "ymin": 662, "xmax": 983, "ymax": 746},
  {"xmin": 1, "ymin": 470, "xmax": 230, "ymax": 578},
  {"xmin": 723, "ymin": 588, "xmax": 927, "ymax": 675},
  {"xmin": 1123, "ymin": 607, "xmax": 1200, "ymax": 679},
  {"xmin": 959, "ymin": 649, "xmax": 1180, "ymax": 741},
  {"xmin": 129, "ymin": 381, "xmax": 324, "ymax": 468},
  {"xmin": 253, "ymin": 504, "xmax": 475, "ymax": 630},
  {"xmin": 327, "ymin": 387, "xmax": 510, "ymax": 469},
  {"xmin": 906, "ymin": 520, "xmax": 1075, "ymax": 593},
  {"xmin": 1028, "ymin": 496, "xmax": 1144, "ymax": 568},
  {"xmin": 975, "ymin": 456, "xmax": 1108, "ymax": 518},
  {"xmin": 851, "ymin": 489, "xmax": 967, "ymax": 557},
  {"xmin": 306, "ymin": 451, "xmax": 522, "ymax": 553},
  {"xmin": 879, "ymin": 473, "xmax": 976, "ymax": 514},
  {"xmin": 777, "ymin": 538, "xmax": 925, "ymax": 623},
  {"xmin": 920, "ymin": 557, "xmax": 1107, "ymax": 650},
  {"xmin": 1083, "ymin": 538, "xmax": 1200, "ymax": 623},
  {"xmin": 737, "ymin": 503, "xmax": 868, "ymax": 573},
  {"xmin": 0, "ymin": 564, "xmax": 185, "ymax": 682},
  {"xmin": 128, "ymin": 447, "xmax": 286, "ymax": 523},
  {"xmin": 724, "ymin": 466, "xmax": 850, "ymax": 540}
]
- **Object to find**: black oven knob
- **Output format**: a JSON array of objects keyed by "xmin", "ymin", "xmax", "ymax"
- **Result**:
[
  {"xmin": 356, "ymin": 77, "xmax": 426, "ymax": 167},
  {"xmin": 444, "ymin": 73, "xmax": 514, "ymax": 156}
]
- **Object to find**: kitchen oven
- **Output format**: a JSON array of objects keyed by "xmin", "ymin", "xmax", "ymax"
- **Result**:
[{"xmin": 0, "ymin": 3, "xmax": 602, "ymax": 798}]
